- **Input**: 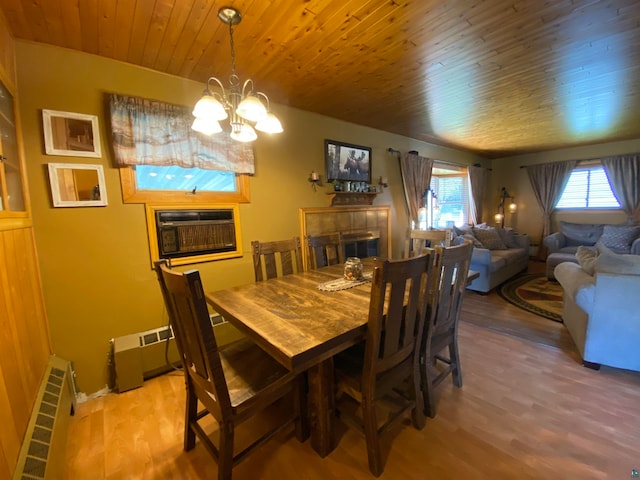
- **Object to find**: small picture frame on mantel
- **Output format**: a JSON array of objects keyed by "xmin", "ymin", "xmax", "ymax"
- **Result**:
[
  {"xmin": 42, "ymin": 109, "xmax": 102, "ymax": 158},
  {"xmin": 325, "ymin": 139, "xmax": 371, "ymax": 183}
]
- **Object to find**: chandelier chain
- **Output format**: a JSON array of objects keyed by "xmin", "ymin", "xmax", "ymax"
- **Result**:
[{"xmin": 228, "ymin": 21, "xmax": 237, "ymax": 81}]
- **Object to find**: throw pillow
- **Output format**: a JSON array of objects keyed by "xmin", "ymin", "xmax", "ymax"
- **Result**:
[
  {"xmin": 497, "ymin": 228, "xmax": 519, "ymax": 248},
  {"xmin": 473, "ymin": 227, "xmax": 507, "ymax": 250},
  {"xmin": 595, "ymin": 248, "xmax": 640, "ymax": 275},
  {"xmin": 575, "ymin": 245, "xmax": 597, "ymax": 276},
  {"xmin": 559, "ymin": 221, "xmax": 604, "ymax": 247},
  {"xmin": 598, "ymin": 224, "xmax": 640, "ymax": 254},
  {"xmin": 453, "ymin": 224, "xmax": 473, "ymax": 237},
  {"xmin": 456, "ymin": 232, "xmax": 483, "ymax": 248}
]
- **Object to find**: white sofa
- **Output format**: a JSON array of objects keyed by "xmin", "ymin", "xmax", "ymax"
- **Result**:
[{"xmin": 554, "ymin": 246, "xmax": 640, "ymax": 372}]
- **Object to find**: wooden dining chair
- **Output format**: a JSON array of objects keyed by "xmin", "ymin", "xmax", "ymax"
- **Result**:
[
  {"xmin": 420, "ymin": 239, "xmax": 473, "ymax": 418},
  {"xmin": 333, "ymin": 252, "xmax": 433, "ymax": 477},
  {"xmin": 305, "ymin": 233, "xmax": 344, "ymax": 269},
  {"xmin": 404, "ymin": 227, "xmax": 453, "ymax": 258},
  {"xmin": 251, "ymin": 237, "xmax": 303, "ymax": 281},
  {"xmin": 153, "ymin": 260, "xmax": 307, "ymax": 480}
]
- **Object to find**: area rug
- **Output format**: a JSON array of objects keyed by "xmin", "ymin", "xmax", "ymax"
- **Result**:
[{"xmin": 497, "ymin": 273, "xmax": 563, "ymax": 322}]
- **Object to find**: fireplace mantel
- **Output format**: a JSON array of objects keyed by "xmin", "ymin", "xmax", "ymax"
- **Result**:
[{"xmin": 326, "ymin": 192, "xmax": 379, "ymax": 206}]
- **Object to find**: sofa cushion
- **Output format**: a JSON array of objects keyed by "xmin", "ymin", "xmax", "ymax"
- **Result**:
[
  {"xmin": 473, "ymin": 227, "xmax": 507, "ymax": 250},
  {"xmin": 575, "ymin": 245, "xmax": 598, "ymax": 275},
  {"xmin": 598, "ymin": 224, "xmax": 640, "ymax": 254},
  {"xmin": 559, "ymin": 221, "xmax": 604, "ymax": 246}
]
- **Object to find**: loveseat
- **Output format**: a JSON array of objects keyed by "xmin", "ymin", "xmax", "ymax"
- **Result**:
[
  {"xmin": 554, "ymin": 244, "xmax": 640, "ymax": 372},
  {"xmin": 453, "ymin": 225, "xmax": 530, "ymax": 293}
]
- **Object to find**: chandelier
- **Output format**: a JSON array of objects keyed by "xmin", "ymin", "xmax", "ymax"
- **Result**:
[{"xmin": 191, "ymin": 7, "xmax": 283, "ymax": 142}]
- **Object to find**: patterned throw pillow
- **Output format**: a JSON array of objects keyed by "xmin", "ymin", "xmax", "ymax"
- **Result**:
[
  {"xmin": 598, "ymin": 224, "xmax": 640, "ymax": 253},
  {"xmin": 472, "ymin": 227, "xmax": 507, "ymax": 250},
  {"xmin": 497, "ymin": 228, "xmax": 519, "ymax": 248}
]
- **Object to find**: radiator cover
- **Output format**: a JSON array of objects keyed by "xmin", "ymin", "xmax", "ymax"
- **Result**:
[
  {"xmin": 112, "ymin": 314, "xmax": 235, "ymax": 392},
  {"xmin": 13, "ymin": 355, "xmax": 75, "ymax": 480}
]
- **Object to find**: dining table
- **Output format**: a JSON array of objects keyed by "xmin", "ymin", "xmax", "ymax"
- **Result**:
[
  {"xmin": 205, "ymin": 259, "xmax": 479, "ymax": 458},
  {"xmin": 205, "ymin": 260, "xmax": 374, "ymax": 457}
]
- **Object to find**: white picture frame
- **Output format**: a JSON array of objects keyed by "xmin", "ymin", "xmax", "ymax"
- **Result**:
[
  {"xmin": 48, "ymin": 163, "xmax": 108, "ymax": 207},
  {"xmin": 42, "ymin": 109, "xmax": 102, "ymax": 158}
]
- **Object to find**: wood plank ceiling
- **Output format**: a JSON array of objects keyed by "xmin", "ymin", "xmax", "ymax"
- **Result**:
[{"xmin": 2, "ymin": 0, "xmax": 640, "ymax": 158}]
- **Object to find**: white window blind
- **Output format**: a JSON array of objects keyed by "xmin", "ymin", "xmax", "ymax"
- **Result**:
[{"xmin": 556, "ymin": 165, "xmax": 620, "ymax": 209}]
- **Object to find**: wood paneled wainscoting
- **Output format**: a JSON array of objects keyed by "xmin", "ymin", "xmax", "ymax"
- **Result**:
[{"xmin": 299, "ymin": 206, "xmax": 391, "ymax": 270}]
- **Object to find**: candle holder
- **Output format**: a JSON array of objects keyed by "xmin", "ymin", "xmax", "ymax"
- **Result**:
[{"xmin": 308, "ymin": 171, "xmax": 322, "ymax": 191}]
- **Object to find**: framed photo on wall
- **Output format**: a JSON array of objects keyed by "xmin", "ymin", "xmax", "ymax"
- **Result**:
[
  {"xmin": 325, "ymin": 139, "xmax": 371, "ymax": 183},
  {"xmin": 42, "ymin": 109, "xmax": 102, "ymax": 158}
]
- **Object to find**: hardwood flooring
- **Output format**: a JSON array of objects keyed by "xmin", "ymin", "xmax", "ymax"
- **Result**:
[{"xmin": 64, "ymin": 269, "xmax": 640, "ymax": 479}]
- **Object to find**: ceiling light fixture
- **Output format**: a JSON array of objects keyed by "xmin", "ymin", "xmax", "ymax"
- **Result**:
[{"xmin": 191, "ymin": 7, "xmax": 283, "ymax": 142}]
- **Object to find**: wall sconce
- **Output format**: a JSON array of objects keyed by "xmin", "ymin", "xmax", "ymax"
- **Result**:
[
  {"xmin": 379, "ymin": 176, "xmax": 388, "ymax": 190},
  {"xmin": 495, "ymin": 186, "xmax": 517, "ymax": 228},
  {"xmin": 308, "ymin": 171, "xmax": 321, "ymax": 191}
]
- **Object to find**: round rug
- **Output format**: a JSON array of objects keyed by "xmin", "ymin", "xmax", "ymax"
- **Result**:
[{"xmin": 497, "ymin": 273, "xmax": 563, "ymax": 322}]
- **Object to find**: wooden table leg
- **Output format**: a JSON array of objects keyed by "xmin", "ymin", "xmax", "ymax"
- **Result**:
[{"xmin": 307, "ymin": 358, "xmax": 335, "ymax": 457}]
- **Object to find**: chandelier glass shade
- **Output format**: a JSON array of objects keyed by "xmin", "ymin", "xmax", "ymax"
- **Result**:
[{"xmin": 191, "ymin": 7, "xmax": 283, "ymax": 142}]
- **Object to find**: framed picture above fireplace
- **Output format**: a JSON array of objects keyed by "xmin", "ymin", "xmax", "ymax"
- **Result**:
[{"xmin": 325, "ymin": 139, "xmax": 371, "ymax": 183}]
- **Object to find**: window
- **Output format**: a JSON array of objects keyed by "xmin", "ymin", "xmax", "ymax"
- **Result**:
[
  {"xmin": 419, "ymin": 165, "xmax": 470, "ymax": 229},
  {"xmin": 556, "ymin": 165, "xmax": 619, "ymax": 209},
  {"xmin": 119, "ymin": 166, "xmax": 250, "ymax": 204}
]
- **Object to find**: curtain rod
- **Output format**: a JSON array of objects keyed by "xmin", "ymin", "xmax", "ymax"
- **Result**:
[
  {"xmin": 387, "ymin": 147, "xmax": 491, "ymax": 170},
  {"xmin": 518, "ymin": 157, "xmax": 606, "ymax": 168}
]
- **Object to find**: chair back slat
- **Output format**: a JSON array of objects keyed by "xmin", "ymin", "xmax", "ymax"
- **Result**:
[
  {"xmin": 251, "ymin": 237, "xmax": 303, "ymax": 281},
  {"xmin": 154, "ymin": 260, "xmax": 232, "ymax": 418},
  {"xmin": 306, "ymin": 233, "xmax": 344, "ymax": 269}
]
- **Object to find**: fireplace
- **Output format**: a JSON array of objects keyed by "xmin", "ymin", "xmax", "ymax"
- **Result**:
[{"xmin": 299, "ymin": 206, "xmax": 391, "ymax": 268}]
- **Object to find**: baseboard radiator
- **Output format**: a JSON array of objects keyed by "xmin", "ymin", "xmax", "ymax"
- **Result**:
[{"xmin": 13, "ymin": 355, "xmax": 76, "ymax": 480}]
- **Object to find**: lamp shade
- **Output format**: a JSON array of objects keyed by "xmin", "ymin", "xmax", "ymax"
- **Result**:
[
  {"xmin": 230, "ymin": 123, "xmax": 257, "ymax": 142},
  {"xmin": 236, "ymin": 95, "xmax": 268, "ymax": 122},
  {"xmin": 193, "ymin": 94, "xmax": 228, "ymax": 121},
  {"xmin": 191, "ymin": 117, "xmax": 223, "ymax": 136},
  {"xmin": 255, "ymin": 113, "xmax": 283, "ymax": 134}
]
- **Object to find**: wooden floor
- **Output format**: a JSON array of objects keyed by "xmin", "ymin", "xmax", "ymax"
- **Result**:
[{"xmin": 64, "ymin": 269, "xmax": 640, "ymax": 479}]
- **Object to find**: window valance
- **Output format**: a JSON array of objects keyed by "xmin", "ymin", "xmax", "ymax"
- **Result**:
[{"xmin": 108, "ymin": 93, "xmax": 255, "ymax": 174}]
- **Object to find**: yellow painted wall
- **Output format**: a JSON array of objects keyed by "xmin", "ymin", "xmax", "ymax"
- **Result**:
[
  {"xmin": 490, "ymin": 139, "xmax": 640, "ymax": 245},
  {"xmin": 15, "ymin": 41, "xmax": 486, "ymax": 394}
]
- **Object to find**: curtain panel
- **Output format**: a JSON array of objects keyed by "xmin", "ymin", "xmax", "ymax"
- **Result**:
[
  {"xmin": 526, "ymin": 160, "xmax": 577, "ymax": 259},
  {"xmin": 399, "ymin": 152, "xmax": 434, "ymax": 227},
  {"xmin": 468, "ymin": 165, "xmax": 489, "ymax": 224},
  {"xmin": 601, "ymin": 154, "xmax": 640, "ymax": 223},
  {"xmin": 108, "ymin": 93, "xmax": 255, "ymax": 174}
]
